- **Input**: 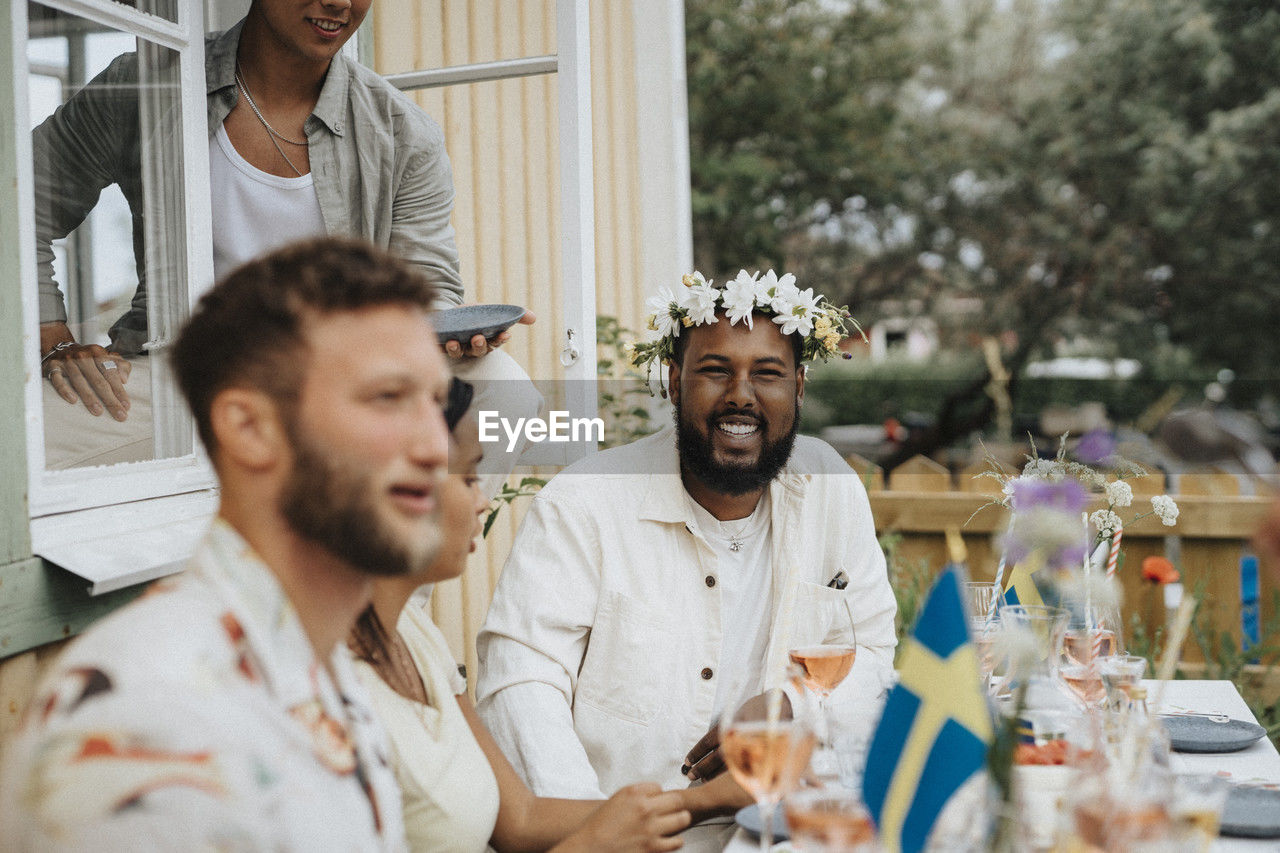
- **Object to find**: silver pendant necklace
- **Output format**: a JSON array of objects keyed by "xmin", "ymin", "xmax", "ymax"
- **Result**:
[
  {"xmin": 235, "ymin": 63, "xmax": 307, "ymax": 177},
  {"xmin": 721, "ymin": 517, "xmax": 752, "ymax": 552}
]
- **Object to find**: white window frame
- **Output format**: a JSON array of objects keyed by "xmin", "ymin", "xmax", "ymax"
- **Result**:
[
  {"xmin": 11, "ymin": 0, "xmax": 216, "ymax": 585},
  {"xmin": 379, "ymin": 0, "xmax": 598, "ymax": 468}
]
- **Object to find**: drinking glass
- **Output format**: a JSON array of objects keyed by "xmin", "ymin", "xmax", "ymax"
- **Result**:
[
  {"xmin": 1099, "ymin": 654, "xmax": 1148, "ymax": 713},
  {"xmin": 789, "ymin": 601, "xmax": 858, "ymax": 746},
  {"xmin": 1170, "ymin": 773, "xmax": 1229, "ymax": 852},
  {"xmin": 964, "ymin": 581, "xmax": 1001, "ymax": 689},
  {"xmin": 784, "ymin": 787, "xmax": 878, "ymax": 852},
  {"xmin": 720, "ymin": 688, "xmax": 817, "ymax": 853},
  {"xmin": 963, "ymin": 580, "xmax": 1001, "ymax": 624}
]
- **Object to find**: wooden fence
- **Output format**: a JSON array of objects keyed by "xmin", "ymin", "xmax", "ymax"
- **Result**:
[{"xmin": 860, "ymin": 453, "xmax": 1276, "ymax": 667}]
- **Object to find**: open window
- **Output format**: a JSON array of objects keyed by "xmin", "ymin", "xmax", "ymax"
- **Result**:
[{"xmin": 13, "ymin": 0, "xmax": 216, "ymax": 592}]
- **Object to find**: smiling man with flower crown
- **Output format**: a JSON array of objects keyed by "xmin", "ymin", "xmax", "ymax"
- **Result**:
[{"xmin": 476, "ymin": 270, "xmax": 897, "ymax": 852}]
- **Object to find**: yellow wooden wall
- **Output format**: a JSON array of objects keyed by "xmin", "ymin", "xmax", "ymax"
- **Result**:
[{"xmin": 372, "ymin": 0, "xmax": 654, "ymax": 683}]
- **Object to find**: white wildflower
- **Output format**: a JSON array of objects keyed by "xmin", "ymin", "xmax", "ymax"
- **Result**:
[
  {"xmin": 773, "ymin": 287, "xmax": 822, "ymax": 337},
  {"xmin": 993, "ymin": 619, "xmax": 1045, "ymax": 673},
  {"xmin": 1104, "ymin": 480, "xmax": 1133, "ymax": 508},
  {"xmin": 1151, "ymin": 494, "xmax": 1180, "ymax": 526},
  {"xmin": 1058, "ymin": 572, "xmax": 1123, "ymax": 613},
  {"xmin": 1090, "ymin": 509, "xmax": 1122, "ymax": 537},
  {"xmin": 645, "ymin": 287, "xmax": 682, "ymax": 338},
  {"xmin": 721, "ymin": 271, "xmax": 761, "ymax": 328},
  {"xmin": 678, "ymin": 280, "xmax": 720, "ymax": 326},
  {"xmin": 1022, "ymin": 458, "xmax": 1064, "ymax": 482},
  {"xmin": 757, "ymin": 270, "xmax": 800, "ymax": 314}
]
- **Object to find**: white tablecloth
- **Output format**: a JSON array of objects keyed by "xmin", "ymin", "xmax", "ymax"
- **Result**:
[{"xmin": 722, "ymin": 680, "xmax": 1280, "ymax": 852}]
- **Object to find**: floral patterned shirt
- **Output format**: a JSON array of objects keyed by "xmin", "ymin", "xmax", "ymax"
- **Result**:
[{"xmin": 0, "ymin": 520, "xmax": 406, "ymax": 851}]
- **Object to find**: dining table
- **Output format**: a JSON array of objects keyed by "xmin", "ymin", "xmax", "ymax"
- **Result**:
[{"xmin": 721, "ymin": 679, "xmax": 1280, "ymax": 852}]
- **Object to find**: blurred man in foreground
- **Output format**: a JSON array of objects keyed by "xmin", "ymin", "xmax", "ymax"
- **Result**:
[{"xmin": 1, "ymin": 238, "xmax": 450, "ymax": 850}]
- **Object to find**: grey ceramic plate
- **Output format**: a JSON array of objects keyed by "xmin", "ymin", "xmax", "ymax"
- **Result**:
[
  {"xmin": 1161, "ymin": 714, "xmax": 1267, "ymax": 753},
  {"xmin": 433, "ymin": 304, "xmax": 525, "ymax": 344},
  {"xmin": 735, "ymin": 804, "xmax": 791, "ymax": 842},
  {"xmin": 1220, "ymin": 786, "xmax": 1280, "ymax": 838}
]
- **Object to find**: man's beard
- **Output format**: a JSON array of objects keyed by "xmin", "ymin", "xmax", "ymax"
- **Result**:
[
  {"xmin": 675, "ymin": 400, "xmax": 799, "ymax": 496},
  {"xmin": 279, "ymin": 427, "xmax": 441, "ymax": 577}
]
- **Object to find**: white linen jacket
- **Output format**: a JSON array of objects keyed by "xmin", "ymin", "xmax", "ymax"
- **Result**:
[{"xmin": 475, "ymin": 426, "xmax": 897, "ymax": 800}]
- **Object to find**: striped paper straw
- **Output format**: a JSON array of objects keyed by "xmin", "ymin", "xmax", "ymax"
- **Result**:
[{"xmin": 1105, "ymin": 521, "xmax": 1123, "ymax": 578}]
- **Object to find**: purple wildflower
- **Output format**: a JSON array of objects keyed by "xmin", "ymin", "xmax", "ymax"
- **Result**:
[
  {"xmin": 1074, "ymin": 429, "xmax": 1116, "ymax": 465},
  {"xmin": 1008, "ymin": 478, "xmax": 1089, "ymax": 514}
]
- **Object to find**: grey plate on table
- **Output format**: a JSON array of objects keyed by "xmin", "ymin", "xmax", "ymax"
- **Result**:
[
  {"xmin": 1220, "ymin": 786, "xmax": 1280, "ymax": 838},
  {"xmin": 735, "ymin": 804, "xmax": 791, "ymax": 842},
  {"xmin": 1161, "ymin": 714, "xmax": 1267, "ymax": 753},
  {"xmin": 433, "ymin": 304, "xmax": 525, "ymax": 344}
]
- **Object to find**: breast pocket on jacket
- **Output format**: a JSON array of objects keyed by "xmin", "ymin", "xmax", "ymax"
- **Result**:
[
  {"xmin": 787, "ymin": 580, "xmax": 858, "ymax": 650},
  {"xmin": 575, "ymin": 591, "xmax": 679, "ymax": 726}
]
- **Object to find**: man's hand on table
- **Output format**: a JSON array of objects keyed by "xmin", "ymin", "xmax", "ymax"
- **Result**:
[
  {"xmin": 552, "ymin": 782, "xmax": 690, "ymax": 853},
  {"xmin": 677, "ymin": 772, "xmax": 754, "ymax": 825},
  {"xmin": 40, "ymin": 321, "xmax": 131, "ymax": 421},
  {"xmin": 443, "ymin": 309, "xmax": 536, "ymax": 359},
  {"xmin": 682, "ymin": 693, "xmax": 794, "ymax": 783}
]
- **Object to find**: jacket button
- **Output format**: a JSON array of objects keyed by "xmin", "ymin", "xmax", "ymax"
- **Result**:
[
  {"xmin": 705, "ymin": 575, "xmax": 716, "ymax": 588},
  {"xmin": 701, "ymin": 667, "xmax": 714, "ymax": 680}
]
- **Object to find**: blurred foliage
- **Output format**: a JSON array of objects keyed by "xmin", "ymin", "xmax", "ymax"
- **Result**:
[
  {"xmin": 686, "ymin": 0, "xmax": 1280, "ymax": 455},
  {"xmin": 798, "ymin": 347, "xmax": 1268, "ymax": 437},
  {"xmin": 685, "ymin": 0, "xmax": 918, "ymax": 276},
  {"xmin": 596, "ymin": 316, "xmax": 664, "ymax": 448},
  {"xmin": 880, "ymin": 532, "xmax": 937, "ymax": 651}
]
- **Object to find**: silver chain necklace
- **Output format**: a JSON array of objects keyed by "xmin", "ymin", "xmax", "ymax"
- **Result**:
[
  {"xmin": 720, "ymin": 516, "xmax": 754, "ymax": 552},
  {"xmin": 234, "ymin": 64, "xmax": 307, "ymax": 177}
]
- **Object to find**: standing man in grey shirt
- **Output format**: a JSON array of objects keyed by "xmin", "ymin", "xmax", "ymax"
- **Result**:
[{"xmin": 33, "ymin": 0, "xmax": 536, "ymax": 461}]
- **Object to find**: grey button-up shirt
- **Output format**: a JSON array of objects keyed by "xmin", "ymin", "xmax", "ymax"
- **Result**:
[{"xmin": 34, "ymin": 20, "xmax": 462, "ymax": 355}]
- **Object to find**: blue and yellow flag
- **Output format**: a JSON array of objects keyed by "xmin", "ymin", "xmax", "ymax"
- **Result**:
[
  {"xmin": 1001, "ymin": 553, "xmax": 1046, "ymax": 608},
  {"xmin": 863, "ymin": 568, "xmax": 994, "ymax": 853}
]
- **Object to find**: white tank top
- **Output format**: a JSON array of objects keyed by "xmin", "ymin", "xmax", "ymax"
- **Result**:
[{"xmin": 209, "ymin": 124, "xmax": 327, "ymax": 280}]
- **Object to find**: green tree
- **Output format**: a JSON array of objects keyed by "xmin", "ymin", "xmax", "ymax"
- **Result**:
[{"xmin": 685, "ymin": 0, "xmax": 916, "ymax": 279}]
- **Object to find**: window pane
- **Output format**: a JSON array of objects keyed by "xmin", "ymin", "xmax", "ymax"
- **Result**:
[{"xmin": 29, "ymin": 2, "xmax": 191, "ymax": 470}]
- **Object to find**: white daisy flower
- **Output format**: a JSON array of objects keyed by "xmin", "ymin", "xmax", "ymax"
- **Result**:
[
  {"xmin": 772, "ymin": 287, "xmax": 822, "ymax": 337},
  {"xmin": 1104, "ymin": 480, "xmax": 1133, "ymax": 508},
  {"xmin": 678, "ymin": 280, "xmax": 720, "ymax": 327},
  {"xmin": 722, "ymin": 271, "xmax": 760, "ymax": 328},
  {"xmin": 756, "ymin": 270, "xmax": 800, "ymax": 314}
]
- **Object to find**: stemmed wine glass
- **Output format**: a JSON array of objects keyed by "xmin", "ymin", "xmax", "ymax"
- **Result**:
[
  {"xmin": 963, "ymin": 580, "xmax": 1002, "ymax": 690},
  {"xmin": 788, "ymin": 599, "xmax": 858, "ymax": 748},
  {"xmin": 783, "ymin": 786, "xmax": 878, "ymax": 852},
  {"xmin": 720, "ymin": 682, "xmax": 817, "ymax": 853}
]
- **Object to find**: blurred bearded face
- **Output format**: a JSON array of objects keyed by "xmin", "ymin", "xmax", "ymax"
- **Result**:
[{"xmin": 278, "ymin": 306, "xmax": 450, "ymax": 576}]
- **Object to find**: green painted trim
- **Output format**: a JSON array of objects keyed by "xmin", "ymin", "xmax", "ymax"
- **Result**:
[
  {"xmin": 0, "ymin": 557, "xmax": 143, "ymax": 658},
  {"xmin": 1, "ymin": 2, "xmax": 32, "ymax": 569}
]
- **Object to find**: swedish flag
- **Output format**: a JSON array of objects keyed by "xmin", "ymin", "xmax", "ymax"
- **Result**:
[
  {"xmin": 863, "ymin": 568, "xmax": 994, "ymax": 853},
  {"xmin": 1002, "ymin": 553, "xmax": 1046, "ymax": 608}
]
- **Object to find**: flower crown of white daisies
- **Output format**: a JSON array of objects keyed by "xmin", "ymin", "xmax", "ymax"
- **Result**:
[{"xmin": 624, "ymin": 270, "xmax": 862, "ymax": 377}]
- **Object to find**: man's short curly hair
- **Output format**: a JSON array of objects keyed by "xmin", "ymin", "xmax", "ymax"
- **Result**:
[{"xmin": 171, "ymin": 237, "xmax": 437, "ymax": 457}]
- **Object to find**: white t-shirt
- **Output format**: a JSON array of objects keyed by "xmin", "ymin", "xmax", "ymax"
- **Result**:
[
  {"xmin": 209, "ymin": 124, "xmax": 327, "ymax": 279},
  {"xmin": 687, "ymin": 491, "xmax": 774, "ymax": 719}
]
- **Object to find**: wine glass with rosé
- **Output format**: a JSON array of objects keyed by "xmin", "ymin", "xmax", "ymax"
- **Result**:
[
  {"xmin": 788, "ymin": 601, "xmax": 858, "ymax": 745},
  {"xmin": 720, "ymin": 684, "xmax": 817, "ymax": 853},
  {"xmin": 784, "ymin": 787, "xmax": 879, "ymax": 852},
  {"xmin": 1059, "ymin": 609, "xmax": 1124, "ymax": 708}
]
